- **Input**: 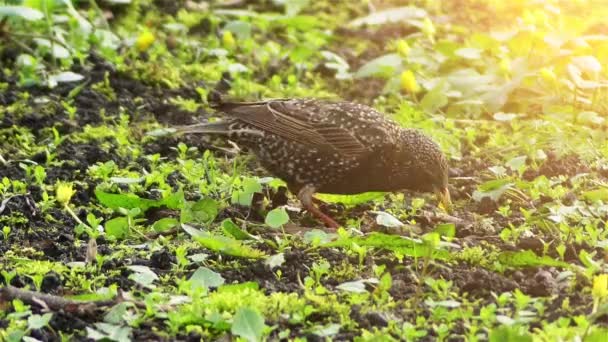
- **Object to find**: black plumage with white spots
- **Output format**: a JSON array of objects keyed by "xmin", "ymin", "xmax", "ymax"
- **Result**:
[{"xmin": 175, "ymin": 98, "xmax": 451, "ymax": 228}]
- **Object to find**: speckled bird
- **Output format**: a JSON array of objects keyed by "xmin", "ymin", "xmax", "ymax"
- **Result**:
[{"xmin": 175, "ymin": 99, "xmax": 451, "ymax": 228}]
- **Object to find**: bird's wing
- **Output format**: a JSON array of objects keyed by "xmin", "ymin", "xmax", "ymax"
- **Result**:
[{"xmin": 217, "ymin": 99, "xmax": 372, "ymax": 157}]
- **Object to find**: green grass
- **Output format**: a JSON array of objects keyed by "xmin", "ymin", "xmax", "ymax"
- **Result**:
[{"xmin": 1, "ymin": 0, "xmax": 608, "ymax": 341}]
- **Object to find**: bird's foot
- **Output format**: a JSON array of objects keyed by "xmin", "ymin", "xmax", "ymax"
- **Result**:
[{"xmin": 298, "ymin": 185, "xmax": 340, "ymax": 231}]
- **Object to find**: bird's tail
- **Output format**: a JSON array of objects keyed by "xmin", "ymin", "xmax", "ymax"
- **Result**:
[{"xmin": 172, "ymin": 121, "xmax": 231, "ymax": 135}]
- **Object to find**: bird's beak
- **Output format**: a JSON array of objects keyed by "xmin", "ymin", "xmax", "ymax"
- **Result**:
[{"xmin": 435, "ymin": 187, "xmax": 452, "ymax": 212}]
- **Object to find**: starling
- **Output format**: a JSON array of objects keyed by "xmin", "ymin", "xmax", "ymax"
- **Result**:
[{"xmin": 175, "ymin": 99, "xmax": 450, "ymax": 229}]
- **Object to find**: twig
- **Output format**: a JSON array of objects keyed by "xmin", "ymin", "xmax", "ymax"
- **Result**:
[
  {"xmin": 0, "ymin": 286, "xmax": 148, "ymax": 315},
  {"xmin": 420, "ymin": 210, "xmax": 469, "ymax": 228},
  {"xmin": 0, "ymin": 286, "xmax": 112, "ymax": 315}
]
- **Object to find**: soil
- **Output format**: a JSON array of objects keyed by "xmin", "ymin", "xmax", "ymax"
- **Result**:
[{"xmin": 1, "ymin": 4, "xmax": 606, "ymax": 341}]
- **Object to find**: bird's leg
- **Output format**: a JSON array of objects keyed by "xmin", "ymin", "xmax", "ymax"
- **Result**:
[{"xmin": 297, "ymin": 185, "xmax": 340, "ymax": 229}]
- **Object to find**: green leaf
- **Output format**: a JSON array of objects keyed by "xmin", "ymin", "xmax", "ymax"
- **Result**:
[
  {"xmin": 104, "ymin": 302, "xmax": 132, "ymax": 325},
  {"xmin": 161, "ymin": 190, "xmax": 185, "ymax": 209},
  {"xmin": 231, "ymin": 308, "xmax": 266, "ymax": 342},
  {"xmin": 95, "ymin": 190, "xmax": 153, "ymax": 211},
  {"xmin": 315, "ymin": 192, "xmax": 385, "ymax": 206},
  {"xmin": 222, "ymin": 219, "xmax": 255, "ymax": 240},
  {"xmin": 472, "ymin": 179, "xmax": 513, "ymax": 202},
  {"xmin": 0, "ymin": 6, "xmax": 44, "ymax": 21},
  {"xmin": 223, "ymin": 20, "xmax": 252, "ymax": 40},
  {"xmin": 354, "ymin": 53, "xmax": 402, "ymax": 79},
  {"xmin": 151, "ymin": 217, "xmax": 178, "ymax": 232},
  {"xmin": 181, "ymin": 198, "xmax": 218, "ymax": 224},
  {"xmin": 374, "ymin": 211, "xmax": 404, "ymax": 228},
  {"xmin": 420, "ymin": 83, "xmax": 449, "ymax": 113},
  {"xmin": 189, "ymin": 267, "xmax": 225, "ymax": 291},
  {"xmin": 336, "ymin": 280, "xmax": 368, "ymax": 293},
  {"xmin": 193, "ymin": 232, "xmax": 266, "ymax": 259},
  {"xmin": 325, "ymin": 232, "xmax": 449, "ymax": 259},
  {"xmin": 105, "ymin": 217, "xmax": 129, "ymax": 239},
  {"xmin": 126, "ymin": 265, "xmax": 158, "ymax": 288},
  {"xmin": 27, "ymin": 313, "xmax": 52, "ymax": 330},
  {"xmin": 232, "ymin": 177, "xmax": 263, "ymax": 206},
  {"xmin": 433, "ymin": 223, "xmax": 456, "ymax": 239},
  {"xmin": 489, "ymin": 325, "xmax": 532, "ymax": 342},
  {"xmin": 95, "ymin": 189, "xmax": 184, "ymax": 212},
  {"xmin": 506, "ymin": 155, "xmax": 527, "ymax": 173},
  {"xmin": 265, "ymin": 207, "xmax": 290, "ymax": 229},
  {"xmin": 265, "ymin": 253, "xmax": 285, "ymax": 269},
  {"xmin": 583, "ymin": 188, "xmax": 608, "ymax": 202}
]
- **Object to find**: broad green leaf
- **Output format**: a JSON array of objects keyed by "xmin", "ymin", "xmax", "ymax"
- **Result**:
[
  {"xmin": 265, "ymin": 207, "xmax": 289, "ymax": 229},
  {"xmin": 193, "ymin": 232, "xmax": 266, "ymax": 259},
  {"xmin": 374, "ymin": 211, "xmax": 404, "ymax": 228},
  {"xmin": 152, "ymin": 217, "xmax": 178, "ymax": 232},
  {"xmin": 472, "ymin": 179, "xmax": 513, "ymax": 202},
  {"xmin": 222, "ymin": 219, "xmax": 255, "ymax": 240},
  {"xmin": 127, "ymin": 265, "xmax": 158, "ymax": 288},
  {"xmin": 224, "ymin": 20, "xmax": 252, "ymax": 40},
  {"xmin": 27, "ymin": 313, "xmax": 52, "ymax": 330},
  {"xmin": 232, "ymin": 177, "xmax": 263, "ymax": 206},
  {"xmin": 95, "ymin": 190, "xmax": 154, "ymax": 211},
  {"xmin": 420, "ymin": 83, "xmax": 449, "ymax": 113},
  {"xmin": 104, "ymin": 302, "xmax": 132, "ymax": 325},
  {"xmin": 583, "ymin": 188, "xmax": 608, "ymax": 202},
  {"xmin": 231, "ymin": 308, "xmax": 266, "ymax": 342},
  {"xmin": 506, "ymin": 155, "xmax": 527, "ymax": 173},
  {"xmin": 190, "ymin": 267, "xmax": 225, "ymax": 291},
  {"xmin": 265, "ymin": 253, "xmax": 285, "ymax": 269},
  {"xmin": 162, "ymin": 190, "xmax": 185, "ymax": 209},
  {"xmin": 336, "ymin": 280, "xmax": 367, "ymax": 293},
  {"xmin": 105, "ymin": 217, "xmax": 129, "ymax": 239},
  {"xmin": 96, "ymin": 189, "xmax": 184, "ymax": 212},
  {"xmin": 325, "ymin": 232, "xmax": 449, "ymax": 259},
  {"xmin": 218, "ymin": 282, "xmax": 260, "ymax": 293},
  {"xmin": 49, "ymin": 72, "xmax": 84, "ymax": 84},
  {"xmin": 354, "ymin": 53, "xmax": 402, "ymax": 79},
  {"xmin": 0, "ymin": 6, "xmax": 44, "ymax": 20},
  {"xmin": 349, "ymin": 6, "xmax": 426, "ymax": 26},
  {"xmin": 315, "ymin": 192, "xmax": 385, "ymax": 206},
  {"xmin": 433, "ymin": 223, "xmax": 455, "ymax": 239},
  {"xmin": 181, "ymin": 198, "xmax": 218, "ymax": 224},
  {"xmin": 489, "ymin": 325, "xmax": 532, "ymax": 342}
]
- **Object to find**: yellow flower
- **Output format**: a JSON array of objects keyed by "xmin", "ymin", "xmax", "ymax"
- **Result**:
[
  {"xmin": 396, "ymin": 40, "xmax": 411, "ymax": 57},
  {"xmin": 539, "ymin": 67, "xmax": 557, "ymax": 84},
  {"xmin": 592, "ymin": 274, "xmax": 608, "ymax": 300},
  {"xmin": 136, "ymin": 31, "xmax": 155, "ymax": 52},
  {"xmin": 400, "ymin": 70, "xmax": 421, "ymax": 94},
  {"xmin": 56, "ymin": 182, "xmax": 74, "ymax": 206},
  {"xmin": 222, "ymin": 30, "xmax": 236, "ymax": 50}
]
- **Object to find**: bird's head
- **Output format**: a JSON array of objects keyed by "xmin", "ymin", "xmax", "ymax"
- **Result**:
[{"xmin": 397, "ymin": 130, "xmax": 451, "ymax": 211}]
